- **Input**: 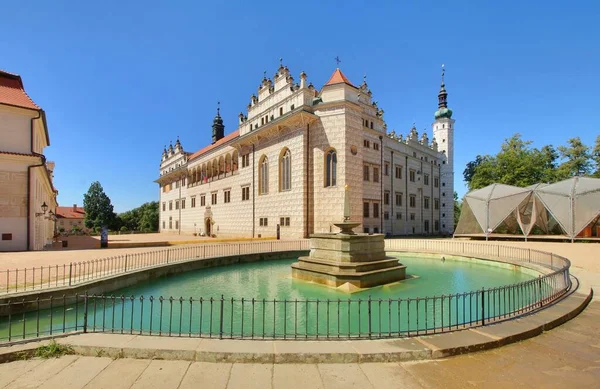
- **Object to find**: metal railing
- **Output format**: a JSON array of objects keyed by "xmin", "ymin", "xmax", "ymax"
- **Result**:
[
  {"xmin": 0, "ymin": 240, "xmax": 571, "ymax": 342},
  {"xmin": 0, "ymin": 240, "xmax": 310, "ymax": 295}
]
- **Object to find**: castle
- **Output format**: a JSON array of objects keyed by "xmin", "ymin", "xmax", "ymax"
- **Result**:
[{"xmin": 156, "ymin": 62, "xmax": 455, "ymax": 239}]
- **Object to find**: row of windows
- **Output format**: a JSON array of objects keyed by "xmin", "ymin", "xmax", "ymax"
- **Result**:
[
  {"xmin": 162, "ymin": 217, "xmax": 293, "ymax": 230},
  {"xmin": 363, "ymin": 165, "xmax": 380, "ymax": 182},
  {"xmin": 162, "ymin": 187, "xmax": 249, "ymax": 211},
  {"xmin": 249, "ymin": 104, "xmax": 295, "ymax": 132},
  {"xmin": 363, "ymin": 139, "xmax": 380, "ymax": 151},
  {"xmin": 363, "ymin": 201, "xmax": 380, "ymax": 218}
]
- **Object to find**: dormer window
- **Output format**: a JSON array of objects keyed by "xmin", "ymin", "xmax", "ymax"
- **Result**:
[{"xmin": 280, "ymin": 107, "xmax": 284, "ymax": 116}]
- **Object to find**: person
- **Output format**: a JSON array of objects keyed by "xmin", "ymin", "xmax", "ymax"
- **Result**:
[{"xmin": 441, "ymin": 256, "xmax": 446, "ymax": 262}]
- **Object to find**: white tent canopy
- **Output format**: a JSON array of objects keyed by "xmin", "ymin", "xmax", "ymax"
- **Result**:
[{"xmin": 455, "ymin": 177, "xmax": 600, "ymax": 241}]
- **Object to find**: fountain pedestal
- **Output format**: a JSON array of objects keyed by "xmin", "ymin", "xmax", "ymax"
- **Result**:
[{"xmin": 291, "ymin": 225, "xmax": 406, "ymax": 290}]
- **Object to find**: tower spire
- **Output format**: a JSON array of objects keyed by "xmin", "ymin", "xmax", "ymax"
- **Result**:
[
  {"xmin": 212, "ymin": 101, "xmax": 225, "ymax": 144},
  {"xmin": 434, "ymin": 64, "xmax": 452, "ymax": 119}
]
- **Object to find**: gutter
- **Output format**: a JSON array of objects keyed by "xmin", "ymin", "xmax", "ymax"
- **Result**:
[
  {"xmin": 379, "ymin": 135, "xmax": 383, "ymax": 233},
  {"xmin": 26, "ymin": 110, "xmax": 45, "ymax": 251}
]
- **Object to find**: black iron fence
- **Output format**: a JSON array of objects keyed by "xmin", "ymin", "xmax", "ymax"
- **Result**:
[{"xmin": 0, "ymin": 240, "xmax": 309, "ymax": 295}]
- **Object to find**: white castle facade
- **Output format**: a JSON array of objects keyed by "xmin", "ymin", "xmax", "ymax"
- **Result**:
[{"xmin": 156, "ymin": 63, "xmax": 455, "ymax": 239}]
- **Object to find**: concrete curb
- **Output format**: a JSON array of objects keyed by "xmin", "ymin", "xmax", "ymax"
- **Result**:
[{"xmin": 0, "ymin": 282, "xmax": 592, "ymax": 364}]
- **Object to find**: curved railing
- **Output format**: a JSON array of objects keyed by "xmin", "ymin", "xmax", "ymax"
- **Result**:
[{"xmin": 0, "ymin": 240, "xmax": 571, "ymax": 342}]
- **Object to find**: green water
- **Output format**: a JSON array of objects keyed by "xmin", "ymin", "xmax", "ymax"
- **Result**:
[{"xmin": 1, "ymin": 255, "xmax": 540, "ymax": 341}]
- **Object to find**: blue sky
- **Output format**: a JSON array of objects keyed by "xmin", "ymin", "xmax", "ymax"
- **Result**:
[{"xmin": 1, "ymin": 1, "xmax": 598, "ymax": 212}]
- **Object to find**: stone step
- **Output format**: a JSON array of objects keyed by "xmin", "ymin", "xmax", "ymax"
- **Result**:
[{"xmin": 294, "ymin": 257, "xmax": 402, "ymax": 274}]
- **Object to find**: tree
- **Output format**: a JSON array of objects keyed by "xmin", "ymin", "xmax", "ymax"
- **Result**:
[
  {"xmin": 592, "ymin": 135, "xmax": 600, "ymax": 178},
  {"xmin": 463, "ymin": 155, "xmax": 487, "ymax": 185},
  {"xmin": 557, "ymin": 137, "xmax": 593, "ymax": 177},
  {"xmin": 116, "ymin": 202, "xmax": 159, "ymax": 232},
  {"xmin": 83, "ymin": 181, "xmax": 116, "ymax": 230},
  {"xmin": 453, "ymin": 191, "xmax": 461, "ymax": 230}
]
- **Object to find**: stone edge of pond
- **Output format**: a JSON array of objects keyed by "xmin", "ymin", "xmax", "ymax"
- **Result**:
[{"xmin": 0, "ymin": 278, "xmax": 591, "ymax": 364}]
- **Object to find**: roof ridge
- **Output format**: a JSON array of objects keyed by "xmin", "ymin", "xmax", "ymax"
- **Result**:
[{"xmin": 324, "ymin": 68, "xmax": 355, "ymax": 87}]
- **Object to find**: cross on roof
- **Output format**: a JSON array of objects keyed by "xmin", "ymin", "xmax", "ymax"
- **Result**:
[{"xmin": 334, "ymin": 56, "xmax": 341, "ymax": 67}]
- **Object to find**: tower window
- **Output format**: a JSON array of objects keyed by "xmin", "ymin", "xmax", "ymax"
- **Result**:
[
  {"xmin": 325, "ymin": 149, "xmax": 337, "ymax": 187},
  {"xmin": 279, "ymin": 107, "xmax": 283, "ymax": 116}
]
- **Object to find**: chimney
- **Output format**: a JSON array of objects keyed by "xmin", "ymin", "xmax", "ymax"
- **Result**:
[{"xmin": 73, "ymin": 204, "xmax": 77, "ymax": 212}]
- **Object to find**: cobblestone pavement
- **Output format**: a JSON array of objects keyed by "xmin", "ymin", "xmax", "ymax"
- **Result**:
[{"xmin": 0, "ymin": 301, "xmax": 598, "ymax": 388}]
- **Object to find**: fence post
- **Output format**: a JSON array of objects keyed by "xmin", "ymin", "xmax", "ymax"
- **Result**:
[
  {"xmin": 368, "ymin": 296, "xmax": 372, "ymax": 338},
  {"xmin": 124, "ymin": 254, "xmax": 128, "ymax": 272},
  {"xmin": 83, "ymin": 293, "xmax": 89, "ymax": 333},
  {"xmin": 167, "ymin": 250, "xmax": 170, "ymax": 264},
  {"xmin": 538, "ymin": 276, "xmax": 543, "ymax": 307},
  {"xmin": 219, "ymin": 294, "xmax": 224, "ymax": 340},
  {"xmin": 68, "ymin": 263, "xmax": 73, "ymax": 286},
  {"xmin": 481, "ymin": 288, "xmax": 485, "ymax": 326}
]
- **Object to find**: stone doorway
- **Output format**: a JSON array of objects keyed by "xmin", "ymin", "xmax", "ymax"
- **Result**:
[{"xmin": 205, "ymin": 218, "xmax": 212, "ymax": 236}]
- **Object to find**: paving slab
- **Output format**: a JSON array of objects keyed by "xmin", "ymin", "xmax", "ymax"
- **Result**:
[
  {"xmin": 317, "ymin": 363, "xmax": 374, "ymax": 389},
  {"xmin": 5, "ymin": 354, "xmax": 79, "ymax": 389},
  {"xmin": 433, "ymin": 353, "xmax": 525, "ymax": 388},
  {"xmin": 129, "ymin": 360, "xmax": 190, "ymax": 389},
  {"xmin": 416, "ymin": 329, "xmax": 498, "ymax": 358},
  {"xmin": 350, "ymin": 338, "xmax": 431, "ymax": 362},
  {"xmin": 0, "ymin": 358, "xmax": 45, "ymax": 387},
  {"xmin": 83, "ymin": 358, "xmax": 150, "ymax": 389},
  {"xmin": 273, "ymin": 341, "xmax": 357, "ymax": 363},
  {"xmin": 400, "ymin": 360, "xmax": 469, "ymax": 389},
  {"xmin": 272, "ymin": 364, "xmax": 324, "ymax": 389},
  {"xmin": 178, "ymin": 362, "xmax": 232, "ymax": 389},
  {"xmin": 359, "ymin": 363, "xmax": 423, "ymax": 389},
  {"xmin": 121, "ymin": 335, "xmax": 201, "ymax": 360},
  {"xmin": 41, "ymin": 356, "xmax": 112, "ymax": 389},
  {"xmin": 226, "ymin": 363, "xmax": 273, "ymax": 389},
  {"xmin": 57, "ymin": 333, "xmax": 137, "ymax": 348},
  {"xmin": 472, "ymin": 318, "xmax": 543, "ymax": 343},
  {"xmin": 197, "ymin": 338, "xmax": 274, "ymax": 363}
]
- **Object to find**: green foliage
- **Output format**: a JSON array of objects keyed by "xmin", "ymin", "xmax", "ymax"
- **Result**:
[
  {"xmin": 592, "ymin": 135, "xmax": 600, "ymax": 178},
  {"xmin": 119, "ymin": 226, "xmax": 128, "ymax": 233},
  {"xmin": 117, "ymin": 201, "xmax": 159, "ymax": 233},
  {"xmin": 453, "ymin": 191, "xmax": 461, "ymax": 230},
  {"xmin": 557, "ymin": 137, "xmax": 592, "ymax": 177},
  {"xmin": 35, "ymin": 340, "xmax": 74, "ymax": 359},
  {"xmin": 83, "ymin": 181, "xmax": 116, "ymax": 230},
  {"xmin": 464, "ymin": 134, "xmax": 598, "ymax": 190}
]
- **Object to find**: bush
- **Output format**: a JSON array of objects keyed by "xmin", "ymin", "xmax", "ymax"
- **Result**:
[
  {"xmin": 35, "ymin": 340, "xmax": 74, "ymax": 359},
  {"xmin": 120, "ymin": 226, "xmax": 128, "ymax": 233}
]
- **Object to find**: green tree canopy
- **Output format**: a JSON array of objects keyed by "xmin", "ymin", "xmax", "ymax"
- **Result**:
[
  {"xmin": 464, "ymin": 134, "xmax": 598, "ymax": 191},
  {"xmin": 117, "ymin": 202, "xmax": 159, "ymax": 232},
  {"xmin": 83, "ymin": 181, "xmax": 116, "ymax": 230},
  {"xmin": 592, "ymin": 135, "xmax": 600, "ymax": 178}
]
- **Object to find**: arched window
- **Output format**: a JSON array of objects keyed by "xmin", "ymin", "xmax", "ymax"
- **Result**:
[
  {"xmin": 279, "ymin": 149, "xmax": 291, "ymax": 191},
  {"xmin": 325, "ymin": 149, "xmax": 337, "ymax": 187},
  {"xmin": 259, "ymin": 155, "xmax": 269, "ymax": 194}
]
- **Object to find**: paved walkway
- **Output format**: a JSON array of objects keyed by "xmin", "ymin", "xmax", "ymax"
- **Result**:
[{"xmin": 0, "ymin": 300, "xmax": 598, "ymax": 388}]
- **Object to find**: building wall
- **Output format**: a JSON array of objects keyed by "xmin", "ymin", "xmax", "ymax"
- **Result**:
[
  {"xmin": 0, "ymin": 107, "xmax": 31, "ymax": 154},
  {"xmin": 0, "ymin": 162, "xmax": 27, "ymax": 251}
]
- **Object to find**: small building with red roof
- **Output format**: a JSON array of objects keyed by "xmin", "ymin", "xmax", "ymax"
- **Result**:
[
  {"xmin": 156, "ymin": 63, "xmax": 456, "ymax": 238},
  {"xmin": 0, "ymin": 70, "xmax": 58, "ymax": 251},
  {"xmin": 55, "ymin": 204, "xmax": 86, "ymax": 233}
]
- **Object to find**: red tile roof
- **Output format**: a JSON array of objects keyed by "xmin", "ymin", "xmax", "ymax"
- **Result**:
[
  {"xmin": 56, "ymin": 206, "xmax": 85, "ymax": 219},
  {"xmin": 0, "ymin": 70, "xmax": 40, "ymax": 110},
  {"xmin": 188, "ymin": 130, "xmax": 240, "ymax": 161},
  {"xmin": 324, "ymin": 68, "xmax": 355, "ymax": 87}
]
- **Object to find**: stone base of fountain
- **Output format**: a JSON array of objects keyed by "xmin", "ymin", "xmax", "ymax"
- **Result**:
[{"xmin": 291, "ymin": 232, "xmax": 406, "ymax": 290}]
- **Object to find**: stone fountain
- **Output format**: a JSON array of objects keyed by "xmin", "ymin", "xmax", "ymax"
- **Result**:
[{"xmin": 291, "ymin": 185, "xmax": 406, "ymax": 291}]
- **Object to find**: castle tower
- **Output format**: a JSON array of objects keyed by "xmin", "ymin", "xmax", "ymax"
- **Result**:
[
  {"xmin": 212, "ymin": 102, "xmax": 225, "ymax": 144},
  {"xmin": 432, "ymin": 64, "xmax": 455, "ymax": 234}
]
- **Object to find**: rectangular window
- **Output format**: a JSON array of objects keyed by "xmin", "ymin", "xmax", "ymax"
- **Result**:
[
  {"xmin": 373, "ymin": 227, "xmax": 379, "ymax": 233},
  {"xmin": 424, "ymin": 197, "xmax": 430, "ymax": 209},
  {"xmin": 162, "ymin": 221, "xmax": 165, "ymax": 229},
  {"xmin": 363, "ymin": 227, "xmax": 369, "ymax": 233},
  {"xmin": 384, "ymin": 212, "xmax": 389, "ymax": 220},
  {"xmin": 384, "ymin": 191, "xmax": 390, "ymax": 205},
  {"xmin": 224, "ymin": 190, "xmax": 231, "ymax": 203},
  {"xmin": 181, "ymin": 199, "xmax": 186, "ymax": 209},
  {"xmin": 242, "ymin": 186, "xmax": 250, "ymax": 201},
  {"xmin": 280, "ymin": 217, "xmax": 290, "ymax": 226},
  {"xmin": 435, "ymin": 220, "xmax": 439, "ymax": 231},
  {"xmin": 395, "ymin": 192, "xmax": 403, "ymax": 207},
  {"xmin": 363, "ymin": 201, "xmax": 370, "ymax": 218},
  {"xmin": 384, "ymin": 163, "xmax": 389, "ymax": 176},
  {"xmin": 182, "ymin": 177, "xmax": 186, "ymax": 186},
  {"xmin": 373, "ymin": 203, "xmax": 379, "ymax": 219},
  {"xmin": 370, "ymin": 121, "xmax": 373, "ymax": 129},
  {"xmin": 259, "ymin": 217, "xmax": 268, "ymax": 227},
  {"xmin": 191, "ymin": 197, "xmax": 196, "ymax": 208},
  {"xmin": 396, "ymin": 213, "xmax": 402, "ymax": 220},
  {"xmin": 409, "ymin": 170, "xmax": 416, "ymax": 182},
  {"xmin": 200, "ymin": 195, "xmax": 206, "ymax": 207},
  {"xmin": 434, "ymin": 177, "xmax": 439, "ymax": 188},
  {"xmin": 395, "ymin": 166, "xmax": 402, "ymax": 179},
  {"xmin": 373, "ymin": 167, "xmax": 379, "ymax": 183},
  {"xmin": 410, "ymin": 213, "xmax": 415, "ymax": 221},
  {"xmin": 175, "ymin": 180, "xmax": 179, "ymax": 189},
  {"xmin": 409, "ymin": 195, "xmax": 416, "ymax": 208},
  {"xmin": 434, "ymin": 198, "xmax": 440, "ymax": 210},
  {"xmin": 1, "ymin": 233, "xmax": 12, "ymax": 241},
  {"xmin": 175, "ymin": 220, "xmax": 179, "ymax": 229},
  {"xmin": 279, "ymin": 107, "xmax": 284, "ymax": 116},
  {"xmin": 424, "ymin": 220, "xmax": 430, "ymax": 232},
  {"xmin": 373, "ymin": 143, "xmax": 379, "ymax": 151},
  {"xmin": 211, "ymin": 192, "xmax": 217, "ymax": 205},
  {"xmin": 363, "ymin": 139, "xmax": 370, "ymax": 148},
  {"xmin": 242, "ymin": 154, "xmax": 250, "ymax": 168},
  {"xmin": 169, "ymin": 201, "xmax": 173, "ymax": 211},
  {"xmin": 424, "ymin": 174, "xmax": 429, "ymax": 186},
  {"xmin": 162, "ymin": 185, "xmax": 166, "ymax": 193},
  {"xmin": 175, "ymin": 200, "xmax": 179, "ymax": 210},
  {"xmin": 162, "ymin": 202, "xmax": 166, "ymax": 211},
  {"xmin": 363, "ymin": 165, "xmax": 370, "ymax": 181}
]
